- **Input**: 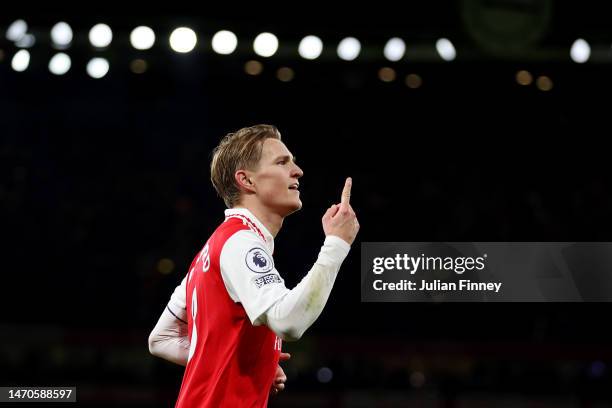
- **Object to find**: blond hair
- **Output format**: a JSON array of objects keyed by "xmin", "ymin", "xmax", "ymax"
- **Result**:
[{"xmin": 210, "ymin": 124, "xmax": 281, "ymax": 208}]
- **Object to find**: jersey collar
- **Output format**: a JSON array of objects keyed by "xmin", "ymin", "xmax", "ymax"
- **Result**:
[{"xmin": 224, "ymin": 208, "xmax": 275, "ymax": 254}]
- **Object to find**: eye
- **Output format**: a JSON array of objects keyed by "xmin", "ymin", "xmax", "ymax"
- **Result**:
[{"xmin": 277, "ymin": 159, "xmax": 287, "ymax": 165}]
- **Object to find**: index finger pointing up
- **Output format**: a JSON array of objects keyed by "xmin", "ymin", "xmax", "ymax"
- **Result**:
[{"xmin": 341, "ymin": 177, "xmax": 352, "ymax": 209}]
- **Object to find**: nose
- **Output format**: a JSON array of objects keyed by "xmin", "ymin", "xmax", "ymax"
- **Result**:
[{"xmin": 292, "ymin": 163, "xmax": 303, "ymax": 179}]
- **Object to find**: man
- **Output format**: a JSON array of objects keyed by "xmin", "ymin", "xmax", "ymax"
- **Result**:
[{"xmin": 149, "ymin": 124, "xmax": 359, "ymax": 407}]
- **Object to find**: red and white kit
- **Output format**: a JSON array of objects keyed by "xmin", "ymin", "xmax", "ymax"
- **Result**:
[{"xmin": 150, "ymin": 208, "xmax": 350, "ymax": 407}]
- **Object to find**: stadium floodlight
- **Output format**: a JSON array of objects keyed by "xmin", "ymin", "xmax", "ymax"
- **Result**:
[
  {"xmin": 130, "ymin": 26, "xmax": 156, "ymax": 50},
  {"xmin": 253, "ymin": 33, "xmax": 279, "ymax": 57},
  {"xmin": 436, "ymin": 38, "xmax": 456, "ymax": 61},
  {"xmin": 49, "ymin": 53, "xmax": 71, "ymax": 75},
  {"xmin": 11, "ymin": 50, "xmax": 30, "ymax": 72},
  {"xmin": 6, "ymin": 20, "xmax": 27, "ymax": 42},
  {"xmin": 212, "ymin": 30, "xmax": 238, "ymax": 55},
  {"xmin": 87, "ymin": 57, "xmax": 110, "ymax": 78},
  {"xmin": 337, "ymin": 37, "xmax": 361, "ymax": 61},
  {"xmin": 169, "ymin": 27, "xmax": 197, "ymax": 53},
  {"xmin": 89, "ymin": 23, "xmax": 113, "ymax": 48},
  {"xmin": 298, "ymin": 35, "xmax": 323, "ymax": 60},
  {"xmin": 15, "ymin": 34, "xmax": 35, "ymax": 48},
  {"xmin": 384, "ymin": 38, "xmax": 406, "ymax": 61},
  {"xmin": 570, "ymin": 38, "xmax": 590, "ymax": 63},
  {"xmin": 51, "ymin": 22, "xmax": 73, "ymax": 48}
]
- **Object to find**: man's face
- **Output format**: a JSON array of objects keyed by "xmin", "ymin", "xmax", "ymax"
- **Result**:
[{"xmin": 249, "ymin": 138, "xmax": 304, "ymax": 216}]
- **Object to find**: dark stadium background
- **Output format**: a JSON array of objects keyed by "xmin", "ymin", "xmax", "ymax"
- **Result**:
[{"xmin": 2, "ymin": 2, "xmax": 612, "ymax": 406}]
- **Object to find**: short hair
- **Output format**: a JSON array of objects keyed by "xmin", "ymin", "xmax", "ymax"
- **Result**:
[{"xmin": 210, "ymin": 124, "xmax": 282, "ymax": 208}]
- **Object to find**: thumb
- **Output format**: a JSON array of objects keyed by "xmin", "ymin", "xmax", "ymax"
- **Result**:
[
  {"xmin": 323, "ymin": 204, "xmax": 339, "ymax": 220},
  {"xmin": 279, "ymin": 352, "xmax": 291, "ymax": 362}
]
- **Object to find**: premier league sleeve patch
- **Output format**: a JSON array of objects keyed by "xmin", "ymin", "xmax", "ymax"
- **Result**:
[
  {"xmin": 245, "ymin": 247, "xmax": 274, "ymax": 273},
  {"xmin": 253, "ymin": 274, "xmax": 283, "ymax": 288}
]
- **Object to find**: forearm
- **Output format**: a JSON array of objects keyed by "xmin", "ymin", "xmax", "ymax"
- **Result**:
[
  {"xmin": 148, "ymin": 307, "xmax": 190, "ymax": 366},
  {"xmin": 264, "ymin": 236, "xmax": 350, "ymax": 341}
]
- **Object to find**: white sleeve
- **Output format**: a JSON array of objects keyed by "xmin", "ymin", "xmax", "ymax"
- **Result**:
[
  {"xmin": 220, "ymin": 230, "xmax": 290, "ymax": 325},
  {"xmin": 167, "ymin": 276, "xmax": 187, "ymax": 318},
  {"xmin": 262, "ymin": 235, "xmax": 350, "ymax": 341},
  {"xmin": 148, "ymin": 277, "xmax": 190, "ymax": 366},
  {"xmin": 220, "ymin": 230, "xmax": 351, "ymax": 340}
]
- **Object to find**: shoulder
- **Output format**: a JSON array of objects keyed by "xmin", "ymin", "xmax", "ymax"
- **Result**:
[
  {"xmin": 214, "ymin": 215, "xmax": 267, "ymax": 246},
  {"xmin": 221, "ymin": 229, "xmax": 275, "ymax": 274}
]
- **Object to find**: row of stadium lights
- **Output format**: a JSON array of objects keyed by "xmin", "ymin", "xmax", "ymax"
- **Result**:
[
  {"xmin": 6, "ymin": 19, "xmax": 459, "ymax": 60},
  {"xmin": 4, "ymin": 46, "xmax": 551, "ymax": 91},
  {"xmin": 4, "ymin": 19, "xmax": 459, "ymax": 80},
  {"xmin": 3, "ymin": 19, "xmax": 570, "ymax": 90}
]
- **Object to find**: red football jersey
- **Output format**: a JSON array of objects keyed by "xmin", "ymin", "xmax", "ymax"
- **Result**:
[{"xmin": 175, "ymin": 209, "xmax": 285, "ymax": 408}]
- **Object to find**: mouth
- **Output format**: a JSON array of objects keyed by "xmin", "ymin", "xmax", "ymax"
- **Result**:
[{"xmin": 288, "ymin": 182, "xmax": 300, "ymax": 191}]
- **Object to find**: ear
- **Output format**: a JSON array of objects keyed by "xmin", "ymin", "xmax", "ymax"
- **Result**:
[{"xmin": 235, "ymin": 170, "xmax": 256, "ymax": 193}]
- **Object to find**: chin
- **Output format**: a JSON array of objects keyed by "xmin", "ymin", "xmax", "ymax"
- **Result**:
[{"xmin": 283, "ymin": 200, "xmax": 302, "ymax": 216}]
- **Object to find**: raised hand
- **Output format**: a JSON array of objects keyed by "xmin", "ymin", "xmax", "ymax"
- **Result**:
[{"xmin": 322, "ymin": 177, "xmax": 360, "ymax": 245}]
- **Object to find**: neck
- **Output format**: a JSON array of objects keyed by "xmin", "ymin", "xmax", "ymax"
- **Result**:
[{"xmin": 233, "ymin": 200, "xmax": 284, "ymax": 237}]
